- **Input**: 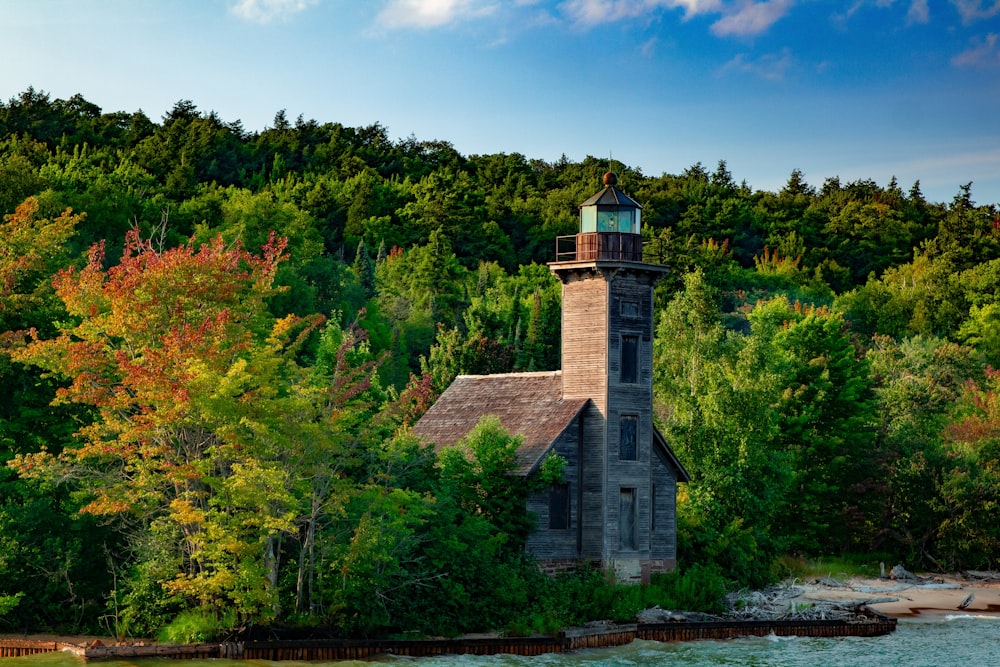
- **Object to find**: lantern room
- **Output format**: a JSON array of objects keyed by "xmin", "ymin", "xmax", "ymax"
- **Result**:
[{"xmin": 579, "ymin": 172, "xmax": 642, "ymax": 235}]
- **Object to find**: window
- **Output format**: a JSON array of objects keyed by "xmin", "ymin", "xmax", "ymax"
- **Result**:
[
  {"xmin": 651, "ymin": 484, "xmax": 657, "ymax": 533},
  {"xmin": 549, "ymin": 483, "xmax": 570, "ymax": 530},
  {"xmin": 621, "ymin": 334, "xmax": 639, "ymax": 384},
  {"xmin": 619, "ymin": 414, "xmax": 638, "ymax": 461},
  {"xmin": 621, "ymin": 300, "xmax": 640, "ymax": 318},
  {"xmin": 619, "ymin": 488, "xmax": 637, "ymax": 550}
]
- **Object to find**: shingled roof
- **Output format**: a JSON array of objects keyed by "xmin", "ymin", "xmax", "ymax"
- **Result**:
[{"xmin": 411, "ymin": 371, "xmax": 588, "ymax": 475}]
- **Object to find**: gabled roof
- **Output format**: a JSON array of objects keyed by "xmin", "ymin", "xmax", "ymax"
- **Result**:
[
  {"xmin": 653, "ymin": 427, "xmax": 692, "ymax": 483},
  {"xmin": 411, "ymin": 371, "xmax": 588, "ymax": 475}
]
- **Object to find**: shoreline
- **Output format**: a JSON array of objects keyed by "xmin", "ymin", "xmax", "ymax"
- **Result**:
[
  {"xmin": 795, "ymin": 572, "xmax": 1000, "ymax": 619},
  {"xmin": 3, "ymin": 572, "xmax": 997, "ymax": 650}
]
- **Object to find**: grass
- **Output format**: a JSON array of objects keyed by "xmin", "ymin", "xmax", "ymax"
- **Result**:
[{"xmin": 778, "ymin": 554, "xmax": 890, "ymax": 583}]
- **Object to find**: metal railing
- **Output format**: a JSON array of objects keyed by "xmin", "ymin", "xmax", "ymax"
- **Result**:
[{"xmin": 554, "ymin": 233, "xmax": 667, "ymax": 264}]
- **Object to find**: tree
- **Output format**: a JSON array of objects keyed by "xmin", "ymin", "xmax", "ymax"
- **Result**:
[
  {"xmin": 352, "ymin": 239, "xmax": 376, "ymax": 299},
  {"xmin": 751, "ymin": 298, "xmax": 878, "ymax": 553},
  {"xmin": 0, "ymin": 197, "xmax": 82, "ymax": 331},
  {"xmin": 866, "ymin": 335, "xmax": 979, "ymax": 565},
  {"xmin": 936, "ymin": 368, "xmax": 1000, "ymax": 568},
  {"xmin": 0, "ymin": 196, "xmax": 110, "ymax": 632},
  {"xmin": 9, "ymin": 229, "xmax": 301, "ymax": 625},
  {"xmin": 654, "ymin": 270, "xmax": 788, "ymax": 586},
  {"xmin": 957, "ymin": 303, "xmax": 1000, "ymax": 369}
]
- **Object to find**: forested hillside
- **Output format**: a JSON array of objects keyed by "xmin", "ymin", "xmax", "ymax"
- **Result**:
[{"xmin": 1, "ymin": 88, "xmax": 999, "ymax": 639}]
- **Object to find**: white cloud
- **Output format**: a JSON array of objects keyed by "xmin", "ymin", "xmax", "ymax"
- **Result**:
[
  {"xmin": 376, "ymin": 0, "xmax": 497, "ymax": 29},
  {"xmin": 951, "ymin": 32, "xmax": 1000, "ymax": 66},
  {"xmin": 230, "ymin": 0, "xmax": 318, "ymax": 24},
  {"xmin": 667, "ymin": 0, "xmax": 726, "ymax": 18},
  {"xmin": 558, "ymin": 0, "xmax": 722, "ymax": 28},
  {"xmin": 906, "ymin": 0, "xmax": 930, "ymax": 24},
  {"xmin": 710, "ymin": 0, "xmax": 793, "ymax": 38},
  {"xmin": 950, "ymin": 0, "xmax": 1000, "ymax": 25},
  {"xmin": 836, "ymin": 1, "xmax": 929, "ymax": 27},
  {"xmin": 718, "ymin": 47, "xmax": 793, "ymax": 79}
]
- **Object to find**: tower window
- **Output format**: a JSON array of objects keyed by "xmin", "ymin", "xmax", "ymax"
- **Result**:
[
  {"xmin": 619, "ymin": 488, "xmax": 637, "ymax": 550},
  {"xmin": 619, "ymin": 414, "xmax": 638, "ymax": 461},
  {"xmin": 621, "ymin": 334, "xmax": 639, "ymax": 384},
  {"xmin": 549, "ymin": 483, "xmax": 570, "ymax": 530},
  {"xmin": 621, "ymin": 300, "xmax": 640, "ymax": 318}
]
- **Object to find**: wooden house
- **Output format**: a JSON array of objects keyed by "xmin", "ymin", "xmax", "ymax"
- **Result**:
[{"xmin": 412, "ymin": 173, "xmax": 689, "ymax": 583}]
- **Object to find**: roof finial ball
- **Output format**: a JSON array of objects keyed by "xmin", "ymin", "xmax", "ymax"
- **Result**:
[{"xmin": 603, "ymin": 171, "xmax": 618, "ymax": 186}]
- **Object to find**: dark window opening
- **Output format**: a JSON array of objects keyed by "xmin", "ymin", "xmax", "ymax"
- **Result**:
[
  {"xmin": 619, "ymin": 414, "xmax": 638, "ymax": 461},
  {"xmin": 621, "ymin": 334, "xmax": 639, "ymax": 384},
  {"xmin": 619, "ymin": 488, "xmax": 637, "ymax": 550},
  {"xmin": 621, "ymin": 300, "xmax": 640, "ymax": 318},
  {"xmin": 549, "ymin": 483, "xmax": 570, "ymax": 530},
  {"xmin": 651, "ymin": 484, "xmax": 657, "ymax": 533}
]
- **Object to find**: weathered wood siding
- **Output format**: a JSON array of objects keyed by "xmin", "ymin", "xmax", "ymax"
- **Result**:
[
  {"xmin": 604, "ymin": 271, "xmax": 659, "ymax": 577},
  {"xmin": 560, "ymin": 271, "xmax": 609, "ymax": 409},
  {"xmin": 650, "ymin": 445, "xmax": 678, "ymax": 562},
  {"xmin": 526, "ymin": 419, "xmax": 582, "ymax": 559},
  {"xmin": 558, "ymin": 272, "xmax": 610, "ymax": 560},
  {"xmin": 550, "ymin": 256, "xmax": 677, "ymax": 579}
]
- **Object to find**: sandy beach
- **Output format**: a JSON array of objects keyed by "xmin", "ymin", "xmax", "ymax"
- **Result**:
[{"xmin": 796, "ymin": 572, "xmax": 1000, "ymax": 619}]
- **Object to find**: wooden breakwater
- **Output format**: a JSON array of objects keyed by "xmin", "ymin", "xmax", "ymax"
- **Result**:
[{"xmin": 0, "ymin": 610, "xmax": 896, "ymax": 661}]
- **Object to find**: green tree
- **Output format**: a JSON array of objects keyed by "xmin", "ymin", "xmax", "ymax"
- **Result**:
[
  {"xmin": 654, "ymin": 270, "xmax": 788, "ymax": 587},
  {"xmin": 957, "ymin": 303, "xmax": 1000, "ymax": 368},
  {"xmin": 751, "ymin": 298, "xmax": 878, "ymax": 553},
  {"xmin": 936, "ymin": 368, "xmax": 1000, "ymax": 568},
  {"xmin": 866, "ymin": 335, "xmax": 979, "ymax": 565}
]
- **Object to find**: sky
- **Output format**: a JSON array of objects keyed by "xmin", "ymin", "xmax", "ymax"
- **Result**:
[{"xmin": 2, "ymin": 0, "xmax": 999, "ymax": 205}]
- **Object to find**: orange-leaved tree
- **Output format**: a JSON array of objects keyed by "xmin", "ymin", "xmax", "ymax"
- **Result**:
[{"xmin": 9, "ymin": 228, "xmax": 323, "ymax": 625}]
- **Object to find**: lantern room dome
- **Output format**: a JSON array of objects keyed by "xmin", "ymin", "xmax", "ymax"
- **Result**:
[{"xmin": 579, "ymin": 172, "xmax": 642, "ymax": 234}]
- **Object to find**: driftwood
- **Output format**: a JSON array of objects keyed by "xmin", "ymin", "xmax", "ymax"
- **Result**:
[
  {"xmin": 635, "ymin": 607, "xmax": 723, "ymax": 623},
  {"xmin": 719, "ymin": 586, "xmax": 896, "ymax": 623},
  {"xmin": 889, "ymin": 564, "xmax": 919, "ymax": 581}
]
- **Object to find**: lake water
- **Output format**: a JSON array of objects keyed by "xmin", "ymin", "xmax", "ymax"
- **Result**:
[{"xmin": 2, "ymin": 616, "xmax": 998, "ymax": 667}]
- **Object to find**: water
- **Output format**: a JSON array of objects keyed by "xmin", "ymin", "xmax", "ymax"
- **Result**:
[{"xmin": 2, "ymin": 616, "xmax": 998, "ymax": 667}]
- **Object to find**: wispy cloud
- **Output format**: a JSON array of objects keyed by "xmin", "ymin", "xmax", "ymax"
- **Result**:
[
  {"xmin": 952, "ymin": 32, "xmax": 1000, "ymax": 66},
  {"xmin": 230, "ymin": 0, "xmax": 318, "ymax": 24},
  {"xmin": 375, "ymin": 0, "xmax": 497, "ymax": 29},
  {"xmin": 842, "ymin": 0, "xmax": 893, "ymax": 21},
  {"xmin": 950, "ymin": 0, "xmax": 1000, "ymax": 25},
  {"xmin": 666, "ymin": 0, "xmax": 726, "ymax": 18},
  {"xmin": 559, "ymin": 0, "xmax": 722, "ymax": 29},
  {"xmin": 711, "ymin": 0, "xmax": 793, "ymax": 38},
  {"xmin": 374, "ymin": 0, "xmax": 790, "ymax": 37},
  {"xmin": 836, "ymin": 1, "xmax": 930, "ymax": 27},
  {"xmin": 640, "ymin": 35, "xmax": 659, "ymax": 57},
  {"xmin": 718, "ymin": 47, "xmax": 793, "ymax": 79},
  {"xmin": 906, "ymin": 0, "xmax": 930, "ymax": 24}
]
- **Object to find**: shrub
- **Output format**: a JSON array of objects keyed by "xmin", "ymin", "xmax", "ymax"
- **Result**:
[{"xmin": 156, "ymin": 608, "xmax": 236, "ymax": 644}]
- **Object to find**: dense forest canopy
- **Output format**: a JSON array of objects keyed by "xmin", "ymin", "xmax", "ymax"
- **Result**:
[{"xmin": 2, "ymin": 88, "xmax": 1000, "ymax": 639}]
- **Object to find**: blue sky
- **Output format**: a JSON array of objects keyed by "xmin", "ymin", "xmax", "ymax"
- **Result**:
[{"xmin": 2, "ymin": 0, "xmax": 999, "ymax": 205}]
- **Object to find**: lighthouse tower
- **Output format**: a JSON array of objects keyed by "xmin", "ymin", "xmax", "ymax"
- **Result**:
[
  {"xmin": 549, "ymin": 172, "xmax": 676, "ymax": 582},
  {"xmin": 412, "ymin": 172, "xmax": 688, "ymax": 584}
]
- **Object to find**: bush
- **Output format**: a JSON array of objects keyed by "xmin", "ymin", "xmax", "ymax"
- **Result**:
[
  {"xmin": 645, "ymin": 564, "xmax": 729, "ymax": 614},
  {"xmin": 501, "ymin": 563, "xmax": 731, "ymax": 636},
  {"xmin": 156, "ymin": 608, "xmax": 236, "ymax": 644}
]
